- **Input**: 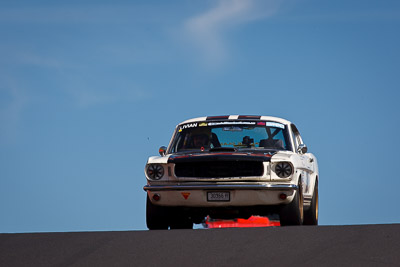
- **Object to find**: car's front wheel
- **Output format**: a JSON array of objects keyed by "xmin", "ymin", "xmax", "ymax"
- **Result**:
[
  {"xmin": 304, "ymin": 180, "xmax": 318, "ymax": 225},
  {"xmin": 169, "ymin": 209, "xmax": 193, "ymax": 229},
  {"xmin": 279, "ymin": 181, "xmax": 304, "ymax": 226},
  {"xmin": 146, "ymin": 195, "xmax": 170, "ymax": 230}
]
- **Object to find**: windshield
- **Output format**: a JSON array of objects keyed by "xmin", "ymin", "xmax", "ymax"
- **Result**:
[{"xmin": 170, "ymin": 121, "xmax": 291, "ymax": 153}]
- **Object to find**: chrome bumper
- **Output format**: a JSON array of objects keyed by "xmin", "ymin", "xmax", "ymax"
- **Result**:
[{"xmin": 143, "ymin": 184, "xmax": 298, "ymax": 191}]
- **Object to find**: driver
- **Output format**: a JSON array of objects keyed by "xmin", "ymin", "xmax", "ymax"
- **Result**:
[{"xmin": 192, "ymin": 134, "xmax": 209, "ymax": 148}]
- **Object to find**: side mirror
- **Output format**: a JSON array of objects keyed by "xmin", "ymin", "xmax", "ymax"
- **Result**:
[
  {"xmin": 297, "ymin": 144, "xmax": 308, "ymax": 154},
  {"xmin": 159, "ymin": 146, "xmax": 167, "ymax": 156}
]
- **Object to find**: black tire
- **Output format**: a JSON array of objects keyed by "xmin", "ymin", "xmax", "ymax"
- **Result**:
[
  {"xmin": 146, "ymin": 195, "xmax": 170, "ymax": 230},
  {"xmin": 304, "ymin": 180, "xmax": 318, "ymax": 225},
  {"xmin": 279, "ymin": 181, "xmax": 304, "ymax": 226},
  {"xmin": 169, "ymin": 211, "xmax": 193, "ymax": 230}
]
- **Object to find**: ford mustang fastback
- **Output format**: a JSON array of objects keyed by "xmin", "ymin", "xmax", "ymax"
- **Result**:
[{"xmin": 144, "ymin": 115, "xmax": 319, "ymax": 229}]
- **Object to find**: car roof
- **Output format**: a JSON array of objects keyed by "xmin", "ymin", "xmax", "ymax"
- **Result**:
[{"xmin": 179, "ymin": 115, "xmax": 292, "ymax": 126}]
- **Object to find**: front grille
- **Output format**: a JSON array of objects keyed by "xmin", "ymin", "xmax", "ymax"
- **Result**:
[{"xmin": 174, "ymin": 161, "xmax": 264, "ymax": 178}]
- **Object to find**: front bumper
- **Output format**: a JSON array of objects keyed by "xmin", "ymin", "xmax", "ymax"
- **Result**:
[{"xmin": 143, "ymin": 183, "xmax": 298, "ymax": 207}]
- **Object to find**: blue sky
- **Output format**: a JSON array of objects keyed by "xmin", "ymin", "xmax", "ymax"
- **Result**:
[{"xmin": 1, "ymin": 0, "xmax": 399, "ymax": 232}]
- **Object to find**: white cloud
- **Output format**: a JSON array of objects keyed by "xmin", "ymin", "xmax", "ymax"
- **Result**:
[{"xmin": 184, "ymin": 0, "xmax": 282, "ymax": 66}]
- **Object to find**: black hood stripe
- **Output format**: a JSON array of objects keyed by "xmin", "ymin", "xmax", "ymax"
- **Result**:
[
  {"xmin": 238, "ymin": 115, "xmax": 261, "ymax": 119},
  {"xmin": 168, "ymin": 153, "xmax": 272, "ymax": 163},
  {"xmin": 206, "ymin": 116, "xmax": 230, "ymax": 121}
]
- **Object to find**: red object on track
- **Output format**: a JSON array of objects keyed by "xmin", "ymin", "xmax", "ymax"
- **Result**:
[{"xmin": 205, "ymin": 216, "xmax": 280, "ymax": 228}]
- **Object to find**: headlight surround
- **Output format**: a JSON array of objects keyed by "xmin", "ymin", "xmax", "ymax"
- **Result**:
[
  {"xmin": 146, "ymin": 164, "xmax": 164, "ymax": 180},
  {"xmin": 274, "ymin": 162, "xmax": 293, "ymax": 178}
]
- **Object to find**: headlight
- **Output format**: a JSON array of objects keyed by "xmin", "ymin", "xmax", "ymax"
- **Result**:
[
  {"xmin": 146, "ymin": 164, "xmax": 164, "ymax": 180},
  {"xmin": 275, "ymin": 162, "xmax": 293, "ymax": 178}
]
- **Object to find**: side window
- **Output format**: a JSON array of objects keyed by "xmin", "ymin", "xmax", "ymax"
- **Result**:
[
  {"xmin": 296, "ymin": 134, "xmax": 302, "ymax": 148},
  {"xmin": 294, "ymin": 133, "xmax": 305, "ymax": 154},
  {"xmin": 291, "ymin": 124, "xmax": 303, "ymax": 153},
  {"xmin": 292, "ymin": 130, "xmax": 299, "ymax": 151}
]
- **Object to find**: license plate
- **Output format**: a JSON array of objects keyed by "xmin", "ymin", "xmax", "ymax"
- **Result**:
[{"xmin": 207, "ymin": 192, "xmax": 230, "ymax": 202}]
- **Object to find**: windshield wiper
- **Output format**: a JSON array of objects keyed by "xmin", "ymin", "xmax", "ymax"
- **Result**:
[{"xmin": 209, "ymin": 147, "xmax": 237, "ymax": 152}]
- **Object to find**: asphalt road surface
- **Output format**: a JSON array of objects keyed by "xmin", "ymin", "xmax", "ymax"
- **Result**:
[{"xmin": 1, "ymin": 224, "xmax": 399, "ymax": 267}]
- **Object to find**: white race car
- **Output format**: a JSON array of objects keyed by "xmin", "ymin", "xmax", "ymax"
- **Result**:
[{"xmin": 144, "ymin": 115, "xmax": 319, "ymax": 229}]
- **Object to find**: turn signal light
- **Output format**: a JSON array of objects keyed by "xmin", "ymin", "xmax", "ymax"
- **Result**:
[
  {"xmin": 279, "ymin": 193, "xmax": 287, "ymax": 200},
  {"xmin": 152, "ymin": 194, "xmax": 161, "ymax": 201}
]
